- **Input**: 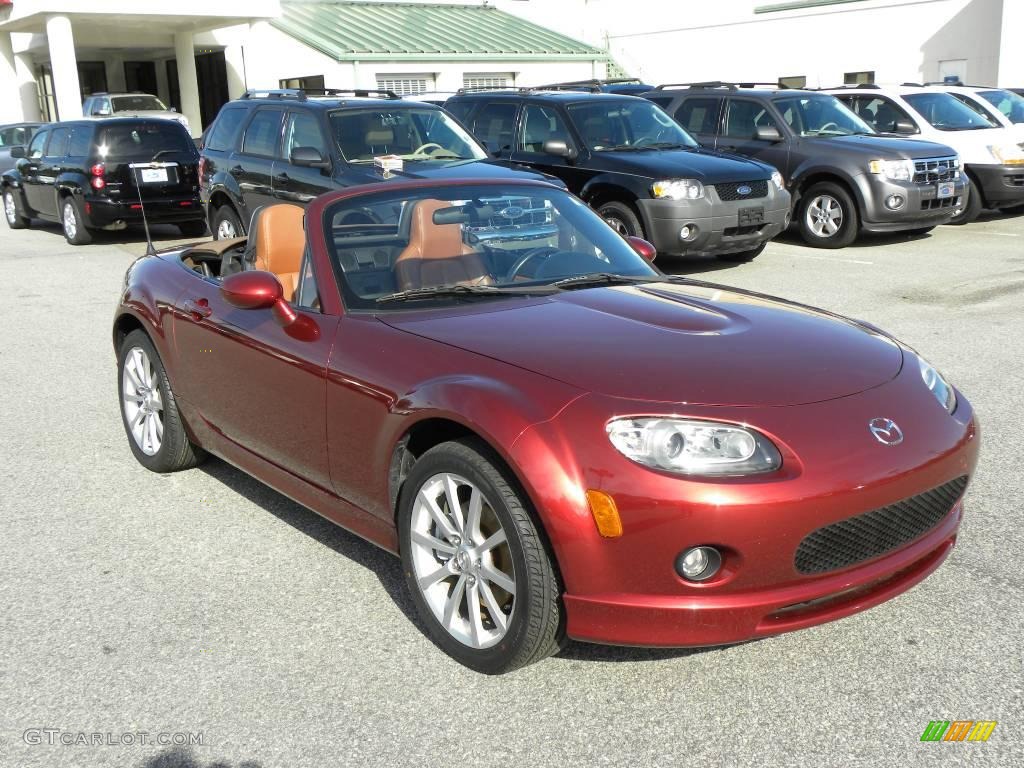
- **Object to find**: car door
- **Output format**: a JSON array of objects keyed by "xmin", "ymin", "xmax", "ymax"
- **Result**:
[
  {"xmin": 232, "ymin": 107, "xmax": 285, "ymax": 226},
  {"xmin": 672, "ymin": 96, "xmax": 723, "ymax": 148},
  {"xmin": 171, "ymin": 247, "xmax": 338, "ymax": 488},
  {"xmin": 36, "ymin": 127, "xmax": 71, "ymax": 219},
  {"xmin": 717, "ymin": 98, "xmax": 790, "ymax": 174},
  {"xmin": 467, "ymin": 100, "xmax": 520, "ymax": 160},
  {"xmin": 274, "ymin": 109, "xmax": 333, "ymax": 205},
  {"xmin": 19, "ymin": 128, "xmax": 52, "ymax": 215},
  {"xmin": 509, "ymin": 102, "xmax": 589, "ymax": 193}
]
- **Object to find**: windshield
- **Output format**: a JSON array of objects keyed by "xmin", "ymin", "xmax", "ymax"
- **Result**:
[
  {"xmin": 112, "ymin": 95, "xmax": 169, "ymax": 112},
  {"xmin": 774, "ymin": 95, "xmax": 873, "ymax": 136},
  {"xmin": 903, "ymin": 92, "xmax": 998, "ymax": 130},
  {"xmin": 325, "ymin": 184, "xmax": 661, "ymax": 309},
  {"xmin": 96, "ymin": 122, "xmax": 197, "ymax": 161},
  {"xmin": 978, "ymin": 89, "xmax": 1024, "ymax": 124},
  {"xmin": 567, "ymin": 100, "xmax": 698, "ymax": 151},
  {"xmin": 328, "ymin": 108, "xmax": 487, "ymax": 163}
]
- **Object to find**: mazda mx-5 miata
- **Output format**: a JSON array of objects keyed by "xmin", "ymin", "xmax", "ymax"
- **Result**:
[{"xmin": 113, "ymin": 178, "xmax": 978, "ymax": 673}]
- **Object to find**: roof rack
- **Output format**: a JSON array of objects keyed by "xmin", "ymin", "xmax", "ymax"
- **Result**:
[
  {"xmin": 815, "ymin": 83, "xmax": 881, "ymax": 91},
  {"xmin": 240, "ymin": 87, "xmax": 401, "ymax": 101},
  {"xmin": 654, "ymin": 81, "xmax": 797, "ymax": 91},
  {"xmin": 535, "ymin": 77, "xmax": 645, "ymax": 91},
  {"xmin": 455, "ymin": 85, "xmax": 531, "ymax": 94}
]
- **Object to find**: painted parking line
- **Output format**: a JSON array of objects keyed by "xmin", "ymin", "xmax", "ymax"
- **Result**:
[
  {"xmin": 773, "ymin": 251, "xmax": 874, "ymax": 265},
  {"xmin": 941, "ymin": 229, "xmax": 1021, "ymax": 237}
]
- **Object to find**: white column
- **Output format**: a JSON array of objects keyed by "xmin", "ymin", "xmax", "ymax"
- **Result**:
[
  {"xmin": 0, "ymin": 34, "xmax": 20, "ymax": 123},
  {"xmin": 15, "ymin": 52, "xmax": 42, "ymax": 122},
  {"xmin": 224, "ymin": 43, "xmax": 247, "ymax": 99},
  {"xmin": 998, "ymin": 2, "xmax": 1024, "ymax": 86},
  {"xmin": 105, "ymin": 53, "xmax": 126, "ymax": 93},
  {"xmin": 46, "ymin": 15, "xmax": 82, "ymax": 121},
  {"xmin": 174, "ymin": 30, "xmax": 202, "ymax": 137}
]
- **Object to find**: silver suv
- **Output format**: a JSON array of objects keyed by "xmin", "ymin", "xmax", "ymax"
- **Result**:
[{"xmin": 82, "ymin": 92, "xmax": 190, "ymax": 135}]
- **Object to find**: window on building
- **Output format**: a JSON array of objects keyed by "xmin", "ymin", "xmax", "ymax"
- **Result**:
[
  {"xmin": 280, "ymin": 76, "xmax": 326, "ymax": 92},
  {"xmin": 376, "ymin": 74, "xmax": 435, "ymax": 96},
  {"xmin": 463, "ymin": 72, "xmax": 514, "ymax": 91},
  {"xmin": 779, "ymin": 75, "xmax": 806, "ymax": 89},
  {"xmin": 844, "ymin": 71, "xmax": 875, "ymax": 85}
]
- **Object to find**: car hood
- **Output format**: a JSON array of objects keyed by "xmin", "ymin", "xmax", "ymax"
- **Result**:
[
  {"xmin": 380, "ymin": 281, "xmax": 904, "ymax": 406},
  {"xmin": 586, "ymin": 147, "xmax": 772, "ymax": 183},
  {"xmin": 800, "ymin": 134, "xmax": 958, "ymax": 159},
  {"xmin": 336, "ymin": 159, "xmax": 561, "ymax": 186}
]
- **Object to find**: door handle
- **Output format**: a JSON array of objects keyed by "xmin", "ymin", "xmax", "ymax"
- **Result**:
[
  {"xmin": 275, "ymin": 172, "xmax": 290, "ymax": 182},
  {"xmin": 229, "ymin": 165, "xmax": 244, "ymax": 176},
  {"xmin": 183, "ymin": 297, "xmax": 212, "ymax": 320}
]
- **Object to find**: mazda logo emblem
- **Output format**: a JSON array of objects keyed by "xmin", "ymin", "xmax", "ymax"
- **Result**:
[
  {"xmin": 868, "ymin": 417, "xmax": 904, "ymax": 446},
  {"xmin": 737, "ymin": 185, "xmax": 752, "ymax": 196}
]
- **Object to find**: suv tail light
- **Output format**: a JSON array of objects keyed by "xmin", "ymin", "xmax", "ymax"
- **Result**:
[{"xmin": 90, "ymin": 163, "xmax": 105, "ymax": 191}]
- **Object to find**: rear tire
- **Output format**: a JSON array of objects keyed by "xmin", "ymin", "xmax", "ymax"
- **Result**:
[
  {"xmin": 177, "ymin": 220, "xmax": 208, "ymax": 238},
  {"xmin": 948, "ymin": 175, "xmax": 982, "ymax": 225},
  {"xmin": 597, "ymin": 200, "xmax": 644, "ymax": 239},
  {"xmin": 718, "ymin": 241, "xmax": 767, "ymax": 262},
  {"xmin": 398, "ymin": 438, "xmax": 564, "ymax": 674},
  {"xmin": 798, "ymin": 182, "xmax": 858, "ymax": 249},
  {"xmin": 61, "ymin": 196, "xmax": 92, "ymax": 245},
  {"xmin": 4, "ymin": 189, "xmax": 29, "ymax": 229},
  {"xmin": 212, "ymin": 204, "xmax": 243, "ymax": 240}
]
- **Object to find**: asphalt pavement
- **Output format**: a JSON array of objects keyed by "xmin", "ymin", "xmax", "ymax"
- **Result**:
[{"xmin": 1, "ymin": 213, "xmax": 1022, "ymax": 768}]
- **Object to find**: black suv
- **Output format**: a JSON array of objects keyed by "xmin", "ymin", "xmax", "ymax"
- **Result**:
[
  {"xmin": 200, "ymin": 88, "xmax": 558, "ymax": 240},
  {"xmin": 645, "ymin": 83, "xmax": 968, "ymax": 248},
  {"xmin": 444, "ymin": 88, "xmax": 790, "ymax": 261},
  {"xmin": 2, "ymin": 117, "xmax": 204, "ymax": 245}
]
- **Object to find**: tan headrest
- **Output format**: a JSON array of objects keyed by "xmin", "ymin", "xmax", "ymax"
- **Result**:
[{"xmin": 253, "ymin": 204, "xmax": 305, "ymax": 279}]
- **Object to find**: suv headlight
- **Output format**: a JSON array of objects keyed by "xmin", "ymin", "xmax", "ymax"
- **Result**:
[
  {"xmin": 868, "ymin": 158, "xmax": 914, "ymax": 181},
  {"xmin": 770, "ymin": 170, "xmax": 785, "ymax": 190},
  {"xmin": 651, "ymin": 179, "xmax": 705, "ymax": 200},
  {"xmin": 988, "ymin": 143, "xmax": 1024, "ymax": 165},
  {"xmin": 607, "ymin": 418, "xmax": 782, "ymax": 476},
  {"xmin": 918, "ymin": 356, "xmax": 956, "ymax": 414}
]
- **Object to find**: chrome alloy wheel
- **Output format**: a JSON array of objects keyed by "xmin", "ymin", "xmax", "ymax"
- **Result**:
[
  {"xmin": 604, "ymin": 215, "xmax": 629, "ymax": 236},
  {"xmin": 805, "ymin": 193, "xmax": 843, "ymax": 237},
  {"xmin": 62, "ymin": 200, "xmax": 78, "ymax": 240},
  {"xmin": 216, "ymin": 218, "xmax": 237, "ymax": 239},
  {"xmin": 121, "ymin": 346, "xmax": 164, "ymax": 456},
  {"xmin": 409, "ymin": 473, "xmax": 516, "ymax": 649},
  {"xmin": 4, "ymin": 191, "xmax": 17, "ymax": 225}
]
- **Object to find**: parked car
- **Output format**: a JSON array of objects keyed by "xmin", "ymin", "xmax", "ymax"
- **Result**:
[
  {"xmin": 934, "ymin": 84, "xmax": 1024, "ymax": 142},
  {"xmin": 83, "ymin": 92, "xmax": 191, "ymax": 135},
  {"xmin": 826, "ymin": 84, "xmax": 1024, "ymax": 223},
  {"xmin": 112, "ymin": 178, "xmax": 978, "ymax": 673},
  {"xmin": 646, "ymin": 83, "xmax": 969, "ymax": 247},
  {"xmin": 2, "ymin": 117, "xmax": 205, "ymax": 244},
  {"xmin": 445, "ymin": 88, "xmax": 790, "ymax": 261},
  {"xmin": 0, "ymin": 122, "xmax": 43, "ymax": 175},
  {"xmin": 200, "ymin": 88, "xmax": 560, "ymax": 240}
]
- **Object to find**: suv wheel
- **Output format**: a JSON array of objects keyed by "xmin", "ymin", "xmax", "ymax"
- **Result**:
[
  {"xmin": 948, "ymin": 175, "xmax": 982, "ymax": 225},
  {"xmin": 798, "ymin": 182, "xmax": 858, "ymax": 249},
  {"xmin": 597, "ymin": 201, "xmax": 644, "ymax": 239},
  {"xmin": 61, "ymin": 196, "xmax": 93, "ymax": 245},
  {"xmin": 212, "ymin": 205, "xmax": 243, "ymax": 240},
  {"xmin": 4, "ymin": 189, "xmax": 29, "ymax": 229}
]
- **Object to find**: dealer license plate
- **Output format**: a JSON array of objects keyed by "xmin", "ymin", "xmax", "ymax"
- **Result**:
[
  {"xmin": 937, "ymin": 182, "xmax": 955, "ymax": 199},
  {"xmin": 738, "ymin": 206, "xmax": 764, "ymax": 226},
  {"xmin": 141, "ymin": 167, "xmax": 168, "ymax": 183}
]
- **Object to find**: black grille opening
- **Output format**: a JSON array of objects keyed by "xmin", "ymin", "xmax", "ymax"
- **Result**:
[
  {"xmin": 794, "ymin": 476, "xmax": 968, "ymax": 575},
  {"xmin": 913, "ymin": 156, "xmax": 958, "ymax": 184},
  {"xmin": 921, "ymin": 197, "xmax": 960, "ymax": 210},
  {"xmin": 716, "ymin": 180, "xmax": 768, "ymax": 202}
]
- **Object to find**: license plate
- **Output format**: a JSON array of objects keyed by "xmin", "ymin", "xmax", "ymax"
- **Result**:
[
  {"xmin": 738, "ymin": 206, "xmax": 765, "ymax": 226},
  {"xmin": 141, "ymin": 167, "xmax": 167, "ymax": 183},
  {"xmin": 937, "ymin": 181, "xmax": 955, "ymax": 199}
]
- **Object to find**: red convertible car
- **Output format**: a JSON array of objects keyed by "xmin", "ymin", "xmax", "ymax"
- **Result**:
[{"xmin": 114, "ymin": 179, "xmax": 978, "ymax": 673}]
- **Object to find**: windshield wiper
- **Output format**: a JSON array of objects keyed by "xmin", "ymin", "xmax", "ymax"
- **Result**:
[
  {"xmin": 598, "ymin": 144, "xmax": 648, "ymax": 152},
  {"xmin": 645, "ymin": 142, "xmax": 692, "ymax": 149},
  {"xmin": 552, "ymin": 272, "xmax": 660, "ymax": 290},
  {"xmin": 376, "ymin": 284, "xmax": 554, "ymax": 304}
]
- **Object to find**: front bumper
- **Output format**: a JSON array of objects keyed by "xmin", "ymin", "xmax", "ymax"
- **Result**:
[
  {"xmin": 637, "ymin": 186, "xmax": 791, "ymax": 257},
  {"xmin": 509, "ymin": 359, "xmax": 979, "ymax": 647},
  {"xmin": 969, "ymin": 163, "xmax": 1024, "ymax": 207},
  {"xmin": 84, "ymin": 195, "xmax": 205, "ymax": 228},
  {"xmin": 854, "ymin": 173, "xmax": 969, "ymax": 232}
]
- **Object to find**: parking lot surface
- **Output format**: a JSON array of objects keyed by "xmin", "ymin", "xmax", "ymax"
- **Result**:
[{"xmin": 1, "ymin": 215, "xmax": 1022, "ymax": 768}]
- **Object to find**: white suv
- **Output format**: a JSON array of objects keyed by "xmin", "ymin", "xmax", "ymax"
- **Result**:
[
  {"xmin": 827, "ymin": 84, "xmax": 1024, "ymax": 223},
  {"xmin": 938, "ymin": 85, "xmax": 1024, "ymax": 143},
  {"xmin": 82, "ymin": 92, "xmax": 191, "ymax": 135}
]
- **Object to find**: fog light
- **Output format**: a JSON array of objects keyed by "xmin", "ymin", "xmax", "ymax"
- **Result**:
[
  {"xmin": 675, "ymin": 546, "xmax": 722, "ymax": 582},
  {"xmin": 885, "ymin": 194, "xmax": 905, "ymax": 210},
  {"xmin": 679, "ymin": 225, "xmax": 693, "ymax": 240}
]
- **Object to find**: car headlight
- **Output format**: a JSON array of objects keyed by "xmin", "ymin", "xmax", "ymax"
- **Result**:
[
  {"xmin": 868, "ymin": 158, "xmax": 914, "ymax": 181},
  {"xmin": 651, "ymin": 179, "xmax": 705, "ymax": 200},
  {"xmin": 918, "ymin": 356, "xmax": 956, "ymax": 414},
  {"xmin": 607, "ymin": 418, "xmax": 782, "ymax": 476},
  {"xmin": 770, "ymin": 170, "xmax": 785, "ymax": 190},
  {"xmin": 988, "ymin": 143, "xmax": 1024, "ymax": 165}
]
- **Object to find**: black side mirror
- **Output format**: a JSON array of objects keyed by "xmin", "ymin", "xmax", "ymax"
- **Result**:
[
  {"xmin": 10, "ymin": 146, "xmax": 26, "ymax": 159},
  {"xmin": 542, "ymin": 139, "xmax": 578, "ymax": 161},
  {"xmin": 755, "ymin": 125, "xmax": 783, "ymax": 143},
  {"xmin": 893, "ymin": 119, "xmax": 917, "ymax": 134},
  {"xmin": 290, "ymin": 146, "xmax": 331, "ymax": 169}
]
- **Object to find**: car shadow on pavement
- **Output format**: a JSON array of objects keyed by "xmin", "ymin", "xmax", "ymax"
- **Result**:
[
  {"xmin": 26, "ymin": 220, "xmax": 205, "ymax": 246},
  {"xmin": 140, "ymin": 746, "xmax": 261, "ymax": 768},
  {"xmin": 655, "ymin": 255, "xmax": 749, "ymax": 276}
]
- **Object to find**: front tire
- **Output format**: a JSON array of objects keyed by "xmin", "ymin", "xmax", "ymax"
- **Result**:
[
  {"xmin": 212, "ymin": 204, "xmax": 243, "ymax": 240},
  {"xmin": 948, "ymin": 175, "xmax": 982, "ymax": 225},
  {"xmin": 718, "ymin": 241, "xmax": 767, "ymax": 263},
  {"xmin": 597, "ymin": 200, "xmax": 644, "ymax": 239},
  {"xmin": 118, "ymin": 329, "xmax": 205, "ymax": 473},
  {"xmin": 798, "ymin": 182, "xmax": 858, "ymax": 249},
  {"xmin": 4, "ymin": 189, "xmax": 29, "ymax": 229},
  {"xmin": 61, "ymin": 196, "xmax": 92, "ymax": 245},
  {"xmin": 398, "ymin": 439, "xmax": 564, "ymax": 674}
]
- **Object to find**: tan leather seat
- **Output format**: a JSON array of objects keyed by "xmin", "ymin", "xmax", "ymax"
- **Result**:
[
  {"xmin": 251, "ymin": 204, "xmax": 305, "ymax": 302},
  {"xmin": 394, "ymin": 199, "xmax": 494, "ymax": 291}
]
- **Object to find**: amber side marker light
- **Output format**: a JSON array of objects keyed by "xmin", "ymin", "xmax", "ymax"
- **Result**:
[{"xmin": 586, "ymin": 490, "xmax": 623, "ymax": 538}]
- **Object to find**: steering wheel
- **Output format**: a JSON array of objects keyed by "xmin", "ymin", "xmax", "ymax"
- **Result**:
[
  {"xmin": 505, "ymin": 246, "xmax": 560, "ymax": 281},
  {"xmin": 410, "ymin": 142, "xmax": 446, "ymax": 158},
  {"xmin": 818, "ymin": 121, "xmax": 840, "ymax": 133},
  {"xmin": 631, "ymin": 134, "xmax": 660, "ymax": 147}
]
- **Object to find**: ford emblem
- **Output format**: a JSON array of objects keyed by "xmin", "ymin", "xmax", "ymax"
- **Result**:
[
  {"xmin": 737, "ymin": 185, "xmax": 752, "ymax": 196},
  {"xmin": 499, "ymin": 206, "xmax": 524, "ymax": 219}
]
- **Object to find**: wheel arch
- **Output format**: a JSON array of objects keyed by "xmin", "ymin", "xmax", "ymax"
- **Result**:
[{"xmin": 792, "ymin": 169, "xmax": 865, "ymax": 214}]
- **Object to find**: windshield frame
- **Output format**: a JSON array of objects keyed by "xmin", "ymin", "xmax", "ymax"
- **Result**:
[
  {"xmin": 566, "ymin": 98, "xmax": 699, "ymax": 152},
  {"xmin": 773, "ymin": 94, "xmax": 874, "ymax": 137},
  {"xmin": 327, "ymin": 106, "xmax": 488, "ymax": 164},
  {"xmin": 902, "ymin": 91, "xmax": 1000, "ymax": 130}
]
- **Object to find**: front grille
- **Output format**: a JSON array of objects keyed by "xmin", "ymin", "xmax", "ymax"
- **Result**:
[
  {"xmin": 723, "ymin": 224, "xmax": 765, "ymax": 236},
  {"xmin": 921, "ymin": 197, "xmax": 960, "ymax": 210},
  {"xmin": 715, "ymin": 180, "xmax": 768, "ymax": 202},
  {"xmin": 794, "ymin": 476, "xmax": 968, "ymax": 575},
  {"xmin": 913, "ymin": 156, "xmax": 959, "ymax": 184}
]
